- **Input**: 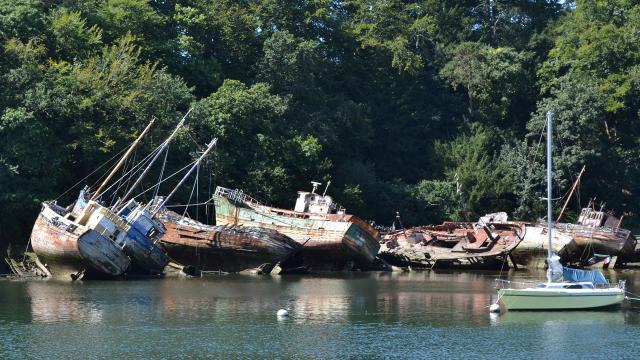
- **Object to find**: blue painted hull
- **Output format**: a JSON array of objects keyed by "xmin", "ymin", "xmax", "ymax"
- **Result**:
[{"xmin": 119, "ymin": 229, "xmax": 170, "ymax": 275}]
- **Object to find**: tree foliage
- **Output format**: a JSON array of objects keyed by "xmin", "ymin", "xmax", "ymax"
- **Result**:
[{"xmin": 4, "ymin": 0, "xmax": 640, "ymax": 252}]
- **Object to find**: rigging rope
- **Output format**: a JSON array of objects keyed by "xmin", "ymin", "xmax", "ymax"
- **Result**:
[
  {"xmin": 97, "ymin": 145, "xmax": 163, "ymax": 201},
  {"xmin": 152, "ymin": 145, "xmax": 170, "ymax": 200},
  {"xmin": 182, "ymin": 163, "xmax": 199, "ymax": 217},
  {"xmin": 55, "ymin": 144, "xmax": 129, "ymax": 201},
  {"xmin": 130, "ymin": 159, "xmax": 197, "ymax": 200}
]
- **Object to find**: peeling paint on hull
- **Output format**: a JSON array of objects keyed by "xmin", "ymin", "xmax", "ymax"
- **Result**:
[
  {"xmin": 214, "ymin": 195, "xmax": 381, "ymax": 270},
  {"xmin": 158, "ymin": 209, "xmax": 301, "ymax": 273},
  {"xmin": 30, "ymin": 204, "xmax": 130, "ymax": 280}
]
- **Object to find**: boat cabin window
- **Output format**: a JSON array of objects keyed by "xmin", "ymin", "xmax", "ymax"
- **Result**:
[{"xmin": 563, "ymin": 284, "xmax": 585, "ymax": 289}]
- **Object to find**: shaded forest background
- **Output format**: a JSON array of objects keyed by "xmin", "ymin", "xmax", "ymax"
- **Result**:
[{"xmin": 3, "ymin": 0, "xmax": 640, "ymax": 253}]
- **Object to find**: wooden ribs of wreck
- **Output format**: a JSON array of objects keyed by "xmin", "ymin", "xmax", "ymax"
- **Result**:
[
  {"xmin": 158, "ymin": 209, "xmax": 301, "ymax": 273},
  {"xmin": 379, "ymin": 222, "xmax": 526, "ymax": 269},
  {"xmin": 213, "ymin": 189, "xmax": 381, "ymax": 271},
  {"xmin": 30, "ymin": 203, "xmax": 131, "ymax": 280}
]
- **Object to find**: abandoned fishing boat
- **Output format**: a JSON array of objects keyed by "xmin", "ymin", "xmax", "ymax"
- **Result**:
[
  {"xmin": 213, "ymin": 182, "xmax": 381, "ymax": 271},
  {"xmin": 379, "ymin": 220, "xmax": 526, "ymax": 269},
  {"xmin": 111, "ymin": 136, "xmax": 217, "ymax": 275},
  {"xmin": 30, "ymin": 197, "xmax": 131, "ymax": 280},
  {"xmin": 509, "ymin": 224, "xmax": 577, "ymax": 269},
  {"xmin": 157, "ymin": 208, "xmax": 301, "ymax": 274},
  {"xmin": 544, "ymin": 204, "xmax": 636, "ymax": 266},
  {"xmin": 63, "ymin": 118, "xmax": 170, "ymax": 276},
  {"xmin": 103, "ymin": 113, "xmax": 192, "ymax": 275},
  {"xmin": 30, "ymin": 118, "xmax": 161, "ymax": 279},
  {"xmin": 495, "ymin": 112, "xmax": 625, "ymax": 311}
]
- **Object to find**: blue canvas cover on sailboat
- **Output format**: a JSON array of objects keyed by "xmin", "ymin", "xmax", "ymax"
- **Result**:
[{"xmin": 563, "ymin": 267, "xmax": 609, "ymax": 285}]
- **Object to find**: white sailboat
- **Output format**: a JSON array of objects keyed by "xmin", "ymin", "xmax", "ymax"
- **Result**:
[{"xmin": 496, "ymin": 111, "xmax": 625, "ymax": 311}]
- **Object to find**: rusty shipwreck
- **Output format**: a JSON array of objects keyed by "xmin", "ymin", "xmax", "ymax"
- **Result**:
[
  {"xmin": 30, "ymin": 195, "xmax": 131, "ymax": 280},
  {"xmin": 379, "ymin": 219, "xmax": 526, "ymax": 269},
  {"xmin": 156, "ymin": 208, "xmax": 301, "ymax": 274},
  {"xmin": 213, "ymin": 182, "xmax": 381, "ymax": 271},
  {"xmin": 545, "ymin": 204, "xmax": 635, "ymax": 267}
]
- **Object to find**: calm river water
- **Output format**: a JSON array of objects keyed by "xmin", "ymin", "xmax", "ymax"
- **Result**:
[{"xmin": 2, "ymin": 270, "xmax": 640, "ymax": 359}]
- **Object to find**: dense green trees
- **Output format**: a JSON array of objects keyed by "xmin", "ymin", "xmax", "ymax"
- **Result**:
[{"xmin": 2, "ymin": 0, "xmax": 640, "ymax": 253}]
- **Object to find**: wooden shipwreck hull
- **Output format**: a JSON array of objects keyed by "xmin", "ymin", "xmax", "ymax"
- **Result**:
[
  {"xmin": 543, "ymin": 221, "xmax": 636, "ymax": 259},
  {"xmin": 379, "ymin": 221, "xmax": 526, "ymax": 269},
  {"xmin": 158, "ymin": 209, "xmax": 301, "ymax": 273},
  {"xmin": 30, "ymin": 203, "xmax": 130, "ymax": 280},
  {"xmin": 509, "ymin": 225, "xmax": 578, "ymax": 269},
  {"xmin": 213, "ymin": 192, "xmax": 381, "ymax": 271}
]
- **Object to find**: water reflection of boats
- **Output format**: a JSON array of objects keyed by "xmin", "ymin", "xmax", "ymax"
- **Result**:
[{"xmin": 27, "ymin": 282, "xmax": 102, "ymax": 324}]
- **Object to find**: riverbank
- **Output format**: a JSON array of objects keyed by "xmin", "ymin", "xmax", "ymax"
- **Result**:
[{"xmin": 2, "ymin": 271, "xmax": 640, "ymax": 358}]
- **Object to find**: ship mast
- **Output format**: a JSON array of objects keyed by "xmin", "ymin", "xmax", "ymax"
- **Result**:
[
  {"xmin": 113, "ymin": 110, "xmax": 191, "ymax": 209},
  {"xmin": 90, "ymin": 118, "xmax": 156, "ymax": 201},
  {"xmin": 546, "ymin": 111, "xmax": 554, "ymax": 282},
  {"xmin": 151, "ymin": 138, "xmax": 217, "ymax": 217}
]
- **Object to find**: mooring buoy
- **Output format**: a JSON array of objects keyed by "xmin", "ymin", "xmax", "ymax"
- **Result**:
[
  {"xmin": 489, "ymin": 303, "xmax": 501, "ymax": 313},
  {"xmin": 277, "ymin": 309, "xmax": 289, "ymax": 317}
]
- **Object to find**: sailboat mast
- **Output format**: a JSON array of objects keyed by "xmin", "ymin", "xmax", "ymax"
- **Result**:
[
  {"xmin": 546, "ymin": 111, "xmax": 554, "ymax": 264},
  {"xmin": 113, "ymin": 110, "xmax": 192, "ymax": 209},
  {"xmin": 90, "ymin": 118, "xmax": 156, "ymax": 201},
  {"xmin": 151, "ymin": 138, "xmax": 217, "ymax": 217}
]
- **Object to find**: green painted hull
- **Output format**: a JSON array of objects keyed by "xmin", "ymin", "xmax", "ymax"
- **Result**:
[{"xmin": 214, "ymin": 195, "xmax": 380, "ymax": 270}]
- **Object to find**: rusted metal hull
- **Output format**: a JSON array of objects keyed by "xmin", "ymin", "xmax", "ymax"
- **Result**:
[
  {"xmin": 379, "ymin": 222, "xmax": 525, "ymax": 269},
  {"xmin": 30, "ymin": 204, "xmax": 130, "ymax": 280},
  {"xmin": 158, "ymin": 209, "xmax": 301, "ymax": 273},
  {"xmin": 214, "ymin": 195, "xmax": 381, "ymax": 271}
]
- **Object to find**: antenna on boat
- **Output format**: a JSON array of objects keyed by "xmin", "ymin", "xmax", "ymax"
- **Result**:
[
  {"xmin": 113, "ymin": 109, "xmax": 192, "ymax": 209},
  {"xmin": 322, "ymin": 181, "xmax": 331, "ymax": 196},
  {"xmin": 151, "ymin": 138, "xmax": 217, "ymax": 218},
  {"xmin": 90, "ymin": 118, "xmax": 156, "ymax": 202},
  {"xmin": 311, "ymin": 181, "xmax": 321, "ymax": 194}
]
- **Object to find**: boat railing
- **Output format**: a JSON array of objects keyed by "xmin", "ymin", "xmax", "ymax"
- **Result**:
[
  {"xmin": 496, "ymin": 278, "xmax": 625, "ymax": 290},
  {"xmin": 494, "ymin": 278, "xmax": 540, "ymax": 289},
  {"xmin": 214, "ymin": 186, "xmax": 263, "ymax": 206}
]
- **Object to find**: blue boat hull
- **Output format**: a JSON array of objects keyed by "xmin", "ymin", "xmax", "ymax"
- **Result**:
[{"xmin": 119, "ymin": 229, "xmax": 170, "ymax": 275}]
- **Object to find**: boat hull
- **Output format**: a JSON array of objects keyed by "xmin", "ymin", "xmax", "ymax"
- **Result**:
[
  {"xmin": 548, "ymin": 222, "xmax": 636, "ymax": 258},
  {"xmin": 214, "ymin": 195, "xmax": 380, "ymax": 271},
  {"xmin": 158, "ymin": 210, "xmax": 301, "ymax": 273},
  {"xmin": 119, "ymin": 230, "xmax": 169, "ymax": 275},
  {"xmin": 379, "ymin": 222, "xmax": 525, "ymax": 269},
  {"xmin": 498, "ymin": 287, "xmax": 624, "ymax": 310},
  {"xmin": 30, "ymin": 205, "xmax": 130, "ymax": 280}
]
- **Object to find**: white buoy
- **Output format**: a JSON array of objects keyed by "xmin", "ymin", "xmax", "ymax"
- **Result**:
[
  {"xmin": 277, "ymin": 309, "xmax": 289, "ymax": 317},
  {"xmin": 489, "ymin": 303, "xmax": 501, "ymax": 313}
]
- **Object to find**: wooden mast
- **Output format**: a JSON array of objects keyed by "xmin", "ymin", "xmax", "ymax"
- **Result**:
[
  {"xmin": 151, "ymin": 138, "xmax": 217, "ymax": 217},
  {"xmin": 90, "ymin": 118, "xmax": 156, "ymax": 201},
  {"xmin": 113, "ymin": 110, "xmax": 191, "ymax": 209},
  {"xmin": 556, "ymin": 165, "xmax": 586, "ymax": 222}
]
